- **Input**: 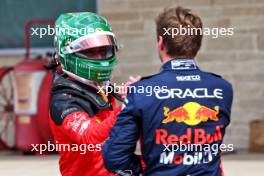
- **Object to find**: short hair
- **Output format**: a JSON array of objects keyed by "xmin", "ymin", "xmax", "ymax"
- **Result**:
[{"xmin": 155, "ymin": 6, "xmax": 203, "ymax": 58}]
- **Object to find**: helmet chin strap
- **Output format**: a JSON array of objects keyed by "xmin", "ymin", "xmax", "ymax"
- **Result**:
[{"xmin": 62, "ymin": 69, "xmax": 110, "ymax": 90}]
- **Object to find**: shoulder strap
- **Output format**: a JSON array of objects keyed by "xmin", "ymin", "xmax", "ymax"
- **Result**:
[{"xmin": 52, "ymin": 74, "xmax": 112, "ymax": 110}]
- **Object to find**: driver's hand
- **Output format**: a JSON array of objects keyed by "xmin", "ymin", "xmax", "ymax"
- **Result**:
[{"xmin": 120, "ymin": 75, "xmax": 141, "ymax": 98}]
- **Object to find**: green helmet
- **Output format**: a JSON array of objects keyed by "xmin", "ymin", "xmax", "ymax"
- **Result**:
[{"xmin": 54, "ymin": 12, "xmax": 118, "ymax": 82}]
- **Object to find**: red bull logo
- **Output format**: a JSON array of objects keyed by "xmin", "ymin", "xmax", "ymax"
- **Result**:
[
  {"xmin": 162, "ymin": 102, "xmax": 220, "ymax": 126},
  {"xmin": 156, "ymin": 125, "xmax": 224, "ymax": 145}
]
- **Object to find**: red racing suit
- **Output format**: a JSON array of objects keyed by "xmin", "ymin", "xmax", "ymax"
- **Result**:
[{"xmin": 49, "ymin": 75, "xmax": 121, "ymax": 176}]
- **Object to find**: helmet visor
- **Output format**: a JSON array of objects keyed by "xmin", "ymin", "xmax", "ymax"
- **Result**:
[
  {"xmin": 75, "ymin": 46, "xmax": 115, "ymax": 60},
  {"xmin": 64, "ymin": 32, "xmax": 118, "ymax": 54}
]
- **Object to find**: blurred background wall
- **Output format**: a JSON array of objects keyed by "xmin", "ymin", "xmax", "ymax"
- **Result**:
[{"xmin": 100, "ymin": 0, "xmax": 264, "ymax": 149}]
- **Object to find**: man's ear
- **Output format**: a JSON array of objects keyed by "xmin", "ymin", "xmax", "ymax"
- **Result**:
[{"xmin": 158, "ymin": 36, "xmax": 164, "ymax": 51}]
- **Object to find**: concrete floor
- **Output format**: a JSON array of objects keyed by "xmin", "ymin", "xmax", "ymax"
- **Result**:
[{"xmin": 0, "ymin": 151, "xmax": 263, "ymax": 176}]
